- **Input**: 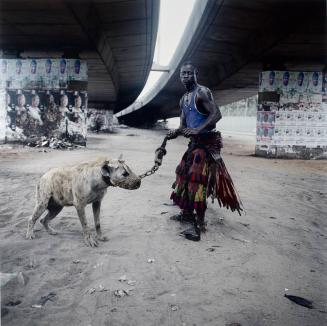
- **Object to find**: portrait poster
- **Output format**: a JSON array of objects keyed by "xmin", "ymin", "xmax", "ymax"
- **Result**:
[{"xmin": 68, "ymin": 59, "xmax": 88, "ymax": 81}]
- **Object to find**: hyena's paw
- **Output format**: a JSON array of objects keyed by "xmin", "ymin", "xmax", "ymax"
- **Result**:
[
  {"xmin": 84, "ymin": 232, "xmax": 98, "ymax": 247},
  {"xmin": 26, "ymin": 228, "xmax": 35, "ymax": 240}
]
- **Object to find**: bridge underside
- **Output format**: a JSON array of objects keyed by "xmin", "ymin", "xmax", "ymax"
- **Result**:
[
  {"xmin": 0, "ymin": 0, "xmax": 159, "ymax": 111},
  {"xmin": 119, "ymin": 0, "xmax": 326, "ymax": 126}
]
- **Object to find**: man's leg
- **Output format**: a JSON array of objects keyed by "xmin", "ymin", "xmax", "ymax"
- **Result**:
[
  {"xmin": 195, "ymin": 208, "xmax": 207, "ymax": 232},
  {"xmin": 170, "ymin": 209, "xmax": 195, "ymax": 223}
]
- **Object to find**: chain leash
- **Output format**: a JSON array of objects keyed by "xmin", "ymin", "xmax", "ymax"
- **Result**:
[{"xmin": 139, "ymin": 134, "xmax": 175, "ymax": 179}]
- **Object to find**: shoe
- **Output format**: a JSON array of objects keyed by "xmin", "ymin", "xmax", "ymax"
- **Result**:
[
  {"xmin": 180, "ymin": 226, "xmax": 201, "ymax": 241},
  {"xmin": 170, "ymin": 212, "xmax": 195, "ymax": 223}
]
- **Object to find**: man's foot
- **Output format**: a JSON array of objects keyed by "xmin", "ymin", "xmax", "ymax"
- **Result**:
[
  {"xmin": 170, "ymin": 212, "xmax": 195, "ymax": 223},
  {"xmin": 180, "ymin": 226, "xmax": 201, "ymax": 241}
]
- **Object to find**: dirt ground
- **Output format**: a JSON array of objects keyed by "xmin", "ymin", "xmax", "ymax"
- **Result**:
[{"xmin": 0, "ymin": 128, "xmax": 326, "ymax": 326}]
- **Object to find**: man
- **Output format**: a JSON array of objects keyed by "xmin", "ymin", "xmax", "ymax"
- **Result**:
[
  {"xmin": 28, "ymin": 94, "xmax": 43, "ymax": 125},
  {"xmin": 30, "ymin": 59, "xmax": 37, "ymax": 74},
  {"xmin": 167, "ymin": 62, "xmax": 242, "ymax": 241}
]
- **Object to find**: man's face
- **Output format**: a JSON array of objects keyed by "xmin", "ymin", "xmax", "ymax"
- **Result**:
[
  {"xmin": 16, "ymin": 61, "xmax": 22, "ymax": 74},
  {"xmin": 75, "ymin": 96, "xmax": 82, "ymax": 108},
  {"xmin": 31, "ymin": 61, "xmax": 37, "ymax": 74},
  {"xmin": 60, "ymin": 60, "xmax": 66, "ymax": 74},
  {"xmin": 312, "ymin": 72, "xmax": 318, "ymax": 87},
  {"xmin": 297, "ymin": 73, "xmax": 304, "ymax": 86},
  {"xmin": 74, "ymin": 60, "xmax": 80, "ymax": 74},
  {"xmin": 32, "ymin": 95, "xmax": 40, "ymax": 107},
  {"xmin": 283, "ymin": 72, "xmax": 289, "ymax": 86},
  {"xmin": 46, "ymin": 60, "xmax": 52, "ymax": 74},
  {"xmin": 60, "ymin": 95, "xmax": 68, "ymax": 107},
  {"xmin": 17, "ymin": 94, "xmax": 26, "ymax": 106},
  {"xmin": 269, "ymin": 71, "xmax": 275, "ymax": 85},
  {"xmin": 180, "ymin": 64, "xmax": 197, "ymax": 88}
]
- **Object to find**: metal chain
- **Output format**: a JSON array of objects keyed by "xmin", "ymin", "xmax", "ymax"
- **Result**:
[
  {"xmin": 139, "ymin": 164, "xmax": 160, "ymax": 179},
  {"xmin": 138, "ymin": 135, "xmax": 174, "ymax": 180}
]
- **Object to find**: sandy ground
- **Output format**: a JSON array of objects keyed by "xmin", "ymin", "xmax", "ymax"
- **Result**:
[{"xmin": 0, "ymin": 128, "xmax": 326, "ymax": 326}]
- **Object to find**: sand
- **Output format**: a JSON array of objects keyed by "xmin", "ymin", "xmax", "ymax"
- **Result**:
[{"xmin": 0, "ymin": 128, "xmax": 326, "ymax": 326}]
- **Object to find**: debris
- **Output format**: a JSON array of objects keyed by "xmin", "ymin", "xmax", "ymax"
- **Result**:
[
  {"xmin": 32, "ymin": 292, "xmax": 56, "ymax": 308},
  {"xmin": 171, "ymin": 305, "xmax": 178, "ymax": 311},
  {"xmin": 226, "ymin": 323, "xmax": 242, "ymax": 326},
  {"xmin": 231, "ymin": 237, "xmax": 250, "ymax": 243},
  {"xmin": 98, "ymin": 284, "xmax": 109, "ymax": 292},
  {"xmin": 206, "ymin": 248, "xmax": 215, "ymax": 252},
  {"xmin": 163, "ymin": 203, "xmax": 175, "ymax": 206},
  {"xmin": 114, "ymin": 289, "xmax": 132, "ymax": 297},
  {"xmin": 5, "ymin": 300, "xmax": 22, "ymax": 306},
  {"xmin": 240, "ymin": 223, "xmax": 250, "ymax": 228},
  {"xmin": 147, "ymin": 258, "xmax": 155, "ymax": 263},
  {"xmin": 87, "ymin": 288, "xmax": 96, "ymax": 295},
  {"xmin": 86, "ymin": 285, "xmax": 109, "ymax": 294},
  {"xmin": 310, "ymin": 269, "xmax": 316, "ymax": 272},
  {"xmin": 284, "ymin": 294, "xmax": 313, "ymax": 309},
  {"xmin": 26, "ymin": 136, "xmax": 84, "ymax": 150},
  {"xmin": 127, "ymin": 280, "xmax": 136, "ymax": 286},
  {"xmin": 160, "ymin": 211, "xmax": 168, "ymax": 215},
  {"xmin": 73, "ymin": 260, "xmax": 80, "ymax": 264},
  {"xmin": 119, "ymin": 275, "xmax": 127, "ymax": 282},
  {"xmin": 269, "ymin": 216, "xmax": 277, "ymax": 219}
]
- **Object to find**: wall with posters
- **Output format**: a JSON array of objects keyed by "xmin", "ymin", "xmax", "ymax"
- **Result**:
[
  {"xmin": 256, "ymin": 70, "xmax": 327, "ymax": 159},
  {"xmin": 0, "ymin": 58, "xmax": 88, "ymax": 145}
]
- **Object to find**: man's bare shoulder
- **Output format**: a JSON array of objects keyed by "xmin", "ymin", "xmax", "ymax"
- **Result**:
[{"xmin": 197, "ymin": 84, "xmax": 214, "ymax": 101}]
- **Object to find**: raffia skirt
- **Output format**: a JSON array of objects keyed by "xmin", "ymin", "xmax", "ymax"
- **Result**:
[{"xmin": 170, "ymin": 132, "xmax": 243, "ymax": 215}]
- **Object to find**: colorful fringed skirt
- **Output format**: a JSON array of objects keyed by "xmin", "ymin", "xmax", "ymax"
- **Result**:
[{"xmin": 170, "ymin": 132, "xmax": 243, "ymax": 215}]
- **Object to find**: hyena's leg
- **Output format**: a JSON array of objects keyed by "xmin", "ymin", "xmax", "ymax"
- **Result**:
[
  {"xmin": 40, "ymin": 201, "xmax": 63, "ymax": 235},
  {"xmin": 92, "ymin": 201, "xmax": 108, "ymax": 242},
  {"xmin": 76, "ymin": 205, "xmax": 98, "ymax": 247},
  {"xmin": 26, "ymin": 201, "xmax": 48, "ymax": 240}
]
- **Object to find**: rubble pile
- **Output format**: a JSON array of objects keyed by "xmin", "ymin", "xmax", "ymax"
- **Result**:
[{"xmin": 26, "ymin": 136, "xmax": 85, "ymax": 150}]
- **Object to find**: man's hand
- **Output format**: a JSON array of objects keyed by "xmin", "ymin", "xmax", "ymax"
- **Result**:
[
  {"xmin": 182, "ymin": 128, "xmax": 200, "ymax": 137},
  {"xmin": 166, "ymin": 129, "xmax": 180, "ymax": 139}
]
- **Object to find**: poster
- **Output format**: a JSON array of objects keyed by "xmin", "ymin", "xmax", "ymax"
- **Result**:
[
  {"xmin": 4, "ymin": 89, "xmax": 87, "ymax": 144},
  {"xmin": 256, "ymin": 70, "xmax": 327, "ymax": 150}
]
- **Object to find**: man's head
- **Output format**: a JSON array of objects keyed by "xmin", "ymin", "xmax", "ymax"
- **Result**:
[
  {"xmin": 297, "ymin": 72, "xmax": 304, "ymax": 86},
  {"xmin": 283, "ymin": 71, "xmax": 290, "ymax": 86},
  {"xmin": 74, "ymin": 95, "xmax": 82, "ymax": 109},
  {"xmin": 312, "ymin": 72, "xmax": 319, "ymax": 87},
  {"xmin": 16, "ymin": 60, "xmax": 22, "ymax": 74},
  {"xmin": 17, "ymin": 94, "xmax": 26, "ymax": 107},
  {"xmin": 60, "ymin": 94, "xmax": 68, "ymax": 107},
  {"xmin": 45, "ymin": 59, "xmax": 52, "ymax": 74},
  {"xmin": 30, "ymin": 59, "xmax": 37, "ymax": 74},
  {"xmin": 180, "ymin": 61, "xmax": 198, "ymax": 89},
  {"xmin": 268, "ymin": 71, "xmax": 275, "ymax": 85},
  {"xmin": 60, "ymin": 59, "xmax": 66, "ymax": 74},
  {"xmin": 74, "ymin": 59, "xmax": 81, "ymax": 74},
  {"xmin": 31, "ymin": 94, "xmax": 40, "ymax": 107}
]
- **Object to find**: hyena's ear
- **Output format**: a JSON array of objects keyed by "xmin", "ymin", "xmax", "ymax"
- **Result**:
[
  {"xmin": 101, "ymin": 162, "xmax": 111, "ymax": 177},
  {"xmin": 118, "ymin": 154, "xmax": 124, "ymax": 163}
]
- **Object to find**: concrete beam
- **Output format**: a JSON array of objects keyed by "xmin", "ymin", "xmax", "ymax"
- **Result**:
[{"xmin": 65, "ymin": 1, "xmax": 120, "ymax": 101}]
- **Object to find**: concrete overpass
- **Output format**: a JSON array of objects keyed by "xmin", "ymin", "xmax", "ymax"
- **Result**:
[
  {"xmin": 116, "ymin": 0, "xmax": 326, "ymax": 126},
  {"xmin": 0, "ymin": 0, "xmax": 159, "ymax": 111}
]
